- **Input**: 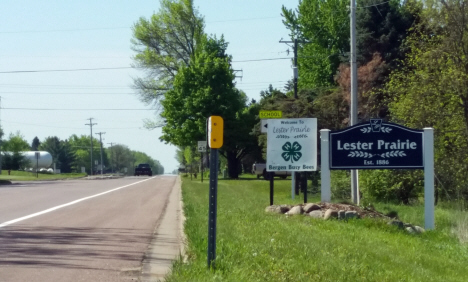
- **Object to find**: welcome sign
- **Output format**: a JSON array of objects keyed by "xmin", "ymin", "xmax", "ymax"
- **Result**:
[
  {"xmin": 267, "ymin": 118, "xmax": 317, "ymax": 171},
  {"xmin": 330, "ymin": 119, "xmax": 423, "ymax": 169}
]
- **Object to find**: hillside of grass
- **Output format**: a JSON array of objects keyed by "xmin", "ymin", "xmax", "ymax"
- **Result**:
[
  {"xmin": 0, "ymin": 170, "xmax": 86, "ymax": 181},
  {"xmin": 166, "ymin": 175, "xmax": 468, "ymax": 282}
]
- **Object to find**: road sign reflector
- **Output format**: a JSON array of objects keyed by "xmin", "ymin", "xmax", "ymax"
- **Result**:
[{"xmin": 208, "ymin": 116, "xmax": 224, "ymax": 148}]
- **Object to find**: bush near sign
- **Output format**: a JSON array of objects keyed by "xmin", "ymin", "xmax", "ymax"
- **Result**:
[
  {"xmin": 329, "ymin": 119, "xmax": 423, "ymax": 169},
  {"xmin": 259, "ymin": 110, "xmax": 282, "ymax": 119}
]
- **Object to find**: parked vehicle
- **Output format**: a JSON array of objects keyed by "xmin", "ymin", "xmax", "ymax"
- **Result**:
[
  {"xmin": 252, "ymin": 163, "xmax": 291, "ymax": 180},
  {"xmin": 134, "ymin": 163, "xmax": 153, "ymax": 176}
]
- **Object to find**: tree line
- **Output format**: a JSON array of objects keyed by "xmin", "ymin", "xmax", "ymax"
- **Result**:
[
  {"xmin": 0, "ymin": 130, "xmax": 164, "ymax": 175},
  {"xmin": 133, "ymin": 0, "xmax": 468, "ymax": 203}
]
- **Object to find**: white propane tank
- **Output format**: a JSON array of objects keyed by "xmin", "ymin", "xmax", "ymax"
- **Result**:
[{"xmin": 1, "ymin": 151, "xmax": 53, "ymax": 168}]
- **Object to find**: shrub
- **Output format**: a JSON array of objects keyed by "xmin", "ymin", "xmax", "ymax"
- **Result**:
[{"xmin": 360, "ymin": 170, "xmax": 423, "ymax": 204}]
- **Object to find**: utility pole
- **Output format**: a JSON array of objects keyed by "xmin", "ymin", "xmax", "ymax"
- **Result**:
[
  {"xmin": 350, "ymin": 0, "xmax": 360, "ymax": 205},
  {"xmin": 280, "ymin": 38, "xmax": 306, "ymax": 99},
  {"xmin": 280, "ymin": 38, "xmax": 308, "ymax": 195},
  {"xmin": 95, "ymin": 132, "xmax": 105, "ymax": 176},
  {"xmin": 107, "ymin": 142, "xmax": 114, "ymax": 173},
  {"xmin": 85, "ymin": 118, "xmax": 97, "ymax": 175}
]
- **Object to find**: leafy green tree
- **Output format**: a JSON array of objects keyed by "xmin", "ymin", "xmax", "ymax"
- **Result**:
[
  {"xmin": 282, "ymin": 0, "xmax": 349, "ymax": 88},
  {"xmin": 132, "ymin": 0, "xmax": 204, "ymax": 128},
  {"xmin": 132, "ymin": 150, "xmax": 164, "ymax": 175},
  {"xmin": 39, "ymin": 136, "xmax": 76, "ymax": 173},
  {"xmin": 160, "ymin": 36, "xmax": 258, "ymax": 178},
  {"xmin": 2, "ymin": 131, "xmax": 30, "ymax": 152},
  {"xmin": 31, "ymin": 136, "xmax": 41, "ymax": 151},
  {"xmin": 68, "ymin": 134, "xmax": 102, "ymax": 174},
  {"xmin": 1, "ymin": 131, "xmax": 30, "ymax": 170},
  {"xmin": 111, "ymin": 144, "xmax": 134, "ymax": 174},
  {"xmin": 378, "ymin": 0, "xmax": 468, "ymax": 201}
]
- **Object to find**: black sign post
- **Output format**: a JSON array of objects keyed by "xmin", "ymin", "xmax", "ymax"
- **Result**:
[
  {"xmin": 207, "ymin": 148, "xmax": 218, "ymax": 268},
  {"xmin": 207, "ymin": 116, "xmax": 223, "ymax": 269},
  {"xmin": 330, "ymin": 119, "xmax": 423, "ymax": 170}
]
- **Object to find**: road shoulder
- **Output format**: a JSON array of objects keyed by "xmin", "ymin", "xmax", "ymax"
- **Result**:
[{"xmin": 139, "ymin": 176, "xmax": 186, "ymax": 282}]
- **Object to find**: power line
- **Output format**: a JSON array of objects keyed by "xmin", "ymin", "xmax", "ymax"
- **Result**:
[
  {"xmin": 0, "ymin": 16, "xmax": 282, "ymax": 34},
  {"xmin": 0, "ymin": 92, "xmax": 134, "ymax": 95},
  {"xmin": 0, "ymin": 58, "xmax": 292, "ymax": 74},
  {"xmin": 0, "ymin": 67, "xmax": 132, "ymax": 74},
  {"xmin": 2, "ymin": 107, "xmax": 153, "ymax": 111}
]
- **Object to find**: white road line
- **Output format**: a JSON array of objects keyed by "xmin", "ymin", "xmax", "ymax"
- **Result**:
[{"xmin": 0, "ymin": 177, "xmax": 155, "ymax": 228}]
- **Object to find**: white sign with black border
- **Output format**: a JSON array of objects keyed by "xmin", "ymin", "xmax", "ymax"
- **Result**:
[
  {"xmin": 267, "ymin": 118, "xmax": 317, "ymax": 172},
  {"xmin": 198, "ymin": 141, "xmax": 207, "ymax": 153}
]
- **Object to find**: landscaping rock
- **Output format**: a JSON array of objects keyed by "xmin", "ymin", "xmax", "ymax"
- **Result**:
[
  {"xmin": 309, "ymin": 210, "xmax": 323, "ymax": 219},
  {"xmin": 265, "ymin": 205, "xmax": 277, "ymax": 213},
  {"xmin": 406, "ymin": 226, "xmax": 416, "ymax": 234},
  {"xmin": 303, "ymin": 203, "xmax": 321, "ymax": 213},
  {"xmin": 323, "ymin": 209, "xmax": 338, "ymax": 220},
  {"xmin": 345, "ymin": 211, "xmax": 359, "ymax": 219},
  {"xmin": 388, "ymin": 220, "xmax": 404, "ymax": 229},
  {"xmin": 338, "ymin": 210, "xmax": 346, "ymax": 220},
  {"xmin": 286, "ymin": 205, "xmax": 303, "ymax": 215},
  {"xmin": 414, "ymin": 226, "xmax": 425, "ymax": 233},
  {"xmin": 278, "ymin": 205, "xmax": 292, "ymax": 214}
]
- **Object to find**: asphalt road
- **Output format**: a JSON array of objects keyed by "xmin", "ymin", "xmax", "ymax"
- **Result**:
[{"xmin": 0, "ymin": 175, "xmax": 179, "ymax": 282}]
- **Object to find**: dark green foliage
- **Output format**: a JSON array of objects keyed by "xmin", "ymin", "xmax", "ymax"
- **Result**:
[
  {"xmin": 360, "ymin": 170, "xmax": 424, "ymax": 204},
  {"xmin": 30, "ymin": 136, "xmax": 40, "ymax": 151},
  {"xmin": 356, "ymin": 0, "xmax": 419, "ymax": 67},
  {"xmin": 39, "ymin": 137, "xmax": 76, "ymax": 173},
  {"xmin": 1, "ymin": 152, "xmax": 30, "ymax": 170}
]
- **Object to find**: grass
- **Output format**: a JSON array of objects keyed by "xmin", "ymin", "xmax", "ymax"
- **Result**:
[
  {"xmin": 0, "ymin": 170, "xmax": 87, "ymax": 181},
  {"xmin": 166, "ymin": 174, "xmax": 468, "ymax": 282}
]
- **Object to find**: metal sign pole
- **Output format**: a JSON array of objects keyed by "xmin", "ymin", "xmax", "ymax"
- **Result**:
[
  {"xmin": 207, "ymin": 116, "xmax": 223, "ymax": 269},
  {"xmin": 269, "ymin": 172, "xmax": 274, "ymax": 206},
  {"xmin": 201, "ymin": 152, "xmax": 204, "ymax": 183},
  {"xmin": 291, "ymin": 172, "xmax": 295, "ymax": 199},
  {"xmin": 303, "ymin": 172, "xmax": 308, "ymax": 203},
  {"xmin": 207, "ymin": 148, "xmax": 218, "ymax": 268},
  {"xmin": 320, "ymin": 130, "xmax": 331, "ymax": 202},
  {"xmin": 424, "ymin": 128, "xmax": 434, "ymax": 230}
]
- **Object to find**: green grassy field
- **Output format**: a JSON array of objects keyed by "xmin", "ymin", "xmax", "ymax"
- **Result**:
[
  {"xmin": 166, "ymin": 175, "xmax": 468, "ymax": 282},
  {"xmin": 0, "ymin": 170, "xmax": 86, "ymax": 181}
]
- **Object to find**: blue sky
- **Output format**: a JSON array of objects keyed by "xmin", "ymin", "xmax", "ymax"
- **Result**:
[{"xmin": 0, "ymin": 0, "xmax": 295, "ymax": 173}]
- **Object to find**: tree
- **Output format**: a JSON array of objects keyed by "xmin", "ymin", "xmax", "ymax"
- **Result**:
[
  {"xmin": 31, "ymin": 136, "xmax": 40, "ymax": 151},
  {"xmin": 68, "ymin": 134, "xmax": 102, "ymax": 174},
  {"xmin": 39, "ymin": 137, "xmax": 76, "ymax": 173},
  {"xmin": 132, "ymin": 150, "xmax": 165, "ymax": 175},
  {"xmin": 111, "ymin": 144, "xmax": 134, "ymax": 174},
  {"xmin": 380, "ymin": 0, "xmax": 468, "ymax": 201},
  {"xmin": 2, "ymin": 131, "xmax": 30, "ymax": 152},
  {"xmin": 131, "ymin": 0, "xmax": 204, "ymax": 127},
  {"xmin": 1, "ymin": 131, "xmax": 30, "ymax": 170},
  {"xmin": 282, "ymin": 0, "xmax": 350, "ymax": 88},
  {"xmin": 160, "ymin": 36, "xmax": 258, "ymax": 178}
]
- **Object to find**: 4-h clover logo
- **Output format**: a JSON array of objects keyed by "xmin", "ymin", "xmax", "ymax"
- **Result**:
[{"xmin": 281, "ymin": 141, "xmax": 302, "ymax": 163}]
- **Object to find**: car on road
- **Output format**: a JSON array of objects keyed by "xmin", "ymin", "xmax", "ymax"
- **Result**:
[{"xmin": 134, "ymin": 163, "xmax": 153, "ymax": 176}]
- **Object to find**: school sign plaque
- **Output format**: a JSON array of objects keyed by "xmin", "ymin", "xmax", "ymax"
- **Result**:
[
  {"xmin": 330, "ymin": 119, "xmax": 423, "ymax": 169},
  {"xmin": 267, "ymin": 118, "xmax": 317, "ymax": 172}
]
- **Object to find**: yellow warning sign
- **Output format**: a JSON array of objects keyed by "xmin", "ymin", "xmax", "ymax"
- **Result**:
[{"xmin": 259, "ymin": 110, "xmax": 282, "ymax": 119}]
